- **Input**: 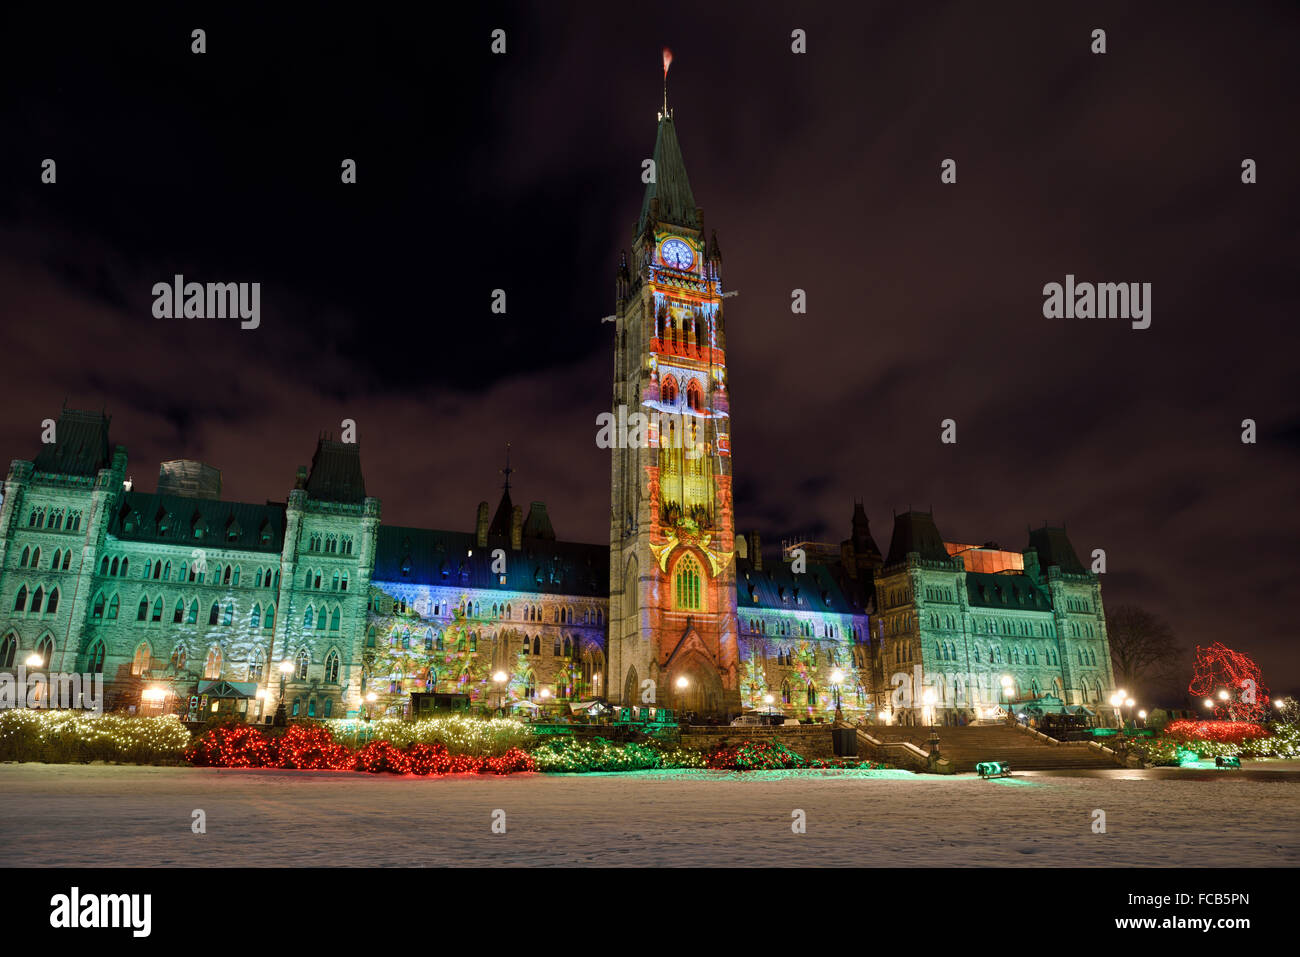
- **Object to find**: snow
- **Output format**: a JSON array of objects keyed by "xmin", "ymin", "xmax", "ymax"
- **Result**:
[{"xmin": 1, "ymin": 763, "xmax": 1296, "ymax": 867}]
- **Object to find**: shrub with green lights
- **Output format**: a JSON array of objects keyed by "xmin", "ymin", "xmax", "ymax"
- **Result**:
[{"xmin": 0, "ymin": 710, "xmax": 192, "ymax": 765}]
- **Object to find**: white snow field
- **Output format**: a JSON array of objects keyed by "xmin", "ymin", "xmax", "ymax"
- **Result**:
[{"xmin": 1, "ymin": 763, "xmax": 1296, "ymax": 867}]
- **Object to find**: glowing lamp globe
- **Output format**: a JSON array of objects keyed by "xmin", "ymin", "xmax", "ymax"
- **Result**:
[{"xmin": 278, "ymin": 659, "xmax": 294, "ymax": 674}]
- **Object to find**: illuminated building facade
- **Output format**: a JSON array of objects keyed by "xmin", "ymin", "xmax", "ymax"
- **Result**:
[{"xmin": 0, "ymin": 79, "xmax": 1113, "ymax": 726}]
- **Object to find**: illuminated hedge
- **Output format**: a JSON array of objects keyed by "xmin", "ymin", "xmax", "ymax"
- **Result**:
[
  {"xmin": 529, "ymin": 737, "xmax": 707, "ymax": 772},
  {"xmin": 0, "ymin": 710, "xmax": 191, "ymax": 764},
  {"xmin": 326, "ymin": 715, "xmax": 532, "ymax": 756},
  {"xmin": 186, "ymin": 721, "xmax": 536, "ymax": 774},
  {"xmin": 1162, "ymin": 720, "xmax": 1269, "ymax": 745},
  {"xmin": 1138, "ymin": 721, "xmax": 1298, "ymax": 765}
]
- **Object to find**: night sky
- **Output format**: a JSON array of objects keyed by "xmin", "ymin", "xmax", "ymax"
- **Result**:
[{"xmin": 1, "ymin": 4, "xmax": 1296, "ymax": 690}]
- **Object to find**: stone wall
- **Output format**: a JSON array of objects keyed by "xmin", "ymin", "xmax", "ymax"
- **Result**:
[{"xmin": 679, "ymin": 724, "xmax": 835, "ymax": 759}]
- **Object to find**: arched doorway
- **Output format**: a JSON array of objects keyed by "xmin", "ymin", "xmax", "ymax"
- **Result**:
[
  {"xmin": 670, "ymin": 654, "xmax": 723, "ymax": 718},
  {"xmin": 623, "ymin": 665, "xmax": 639, "ymax": 706}
]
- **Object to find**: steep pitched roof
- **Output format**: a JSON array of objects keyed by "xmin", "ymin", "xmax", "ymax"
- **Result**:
[
  {"xmin": 1027, "ymin": 526, "xmax": 1087, "ymax": 574},
  {"xmin": 965, "ymin": 572, "xmax": 1052, "ymax": 611},
  {"xmin": 638, "ymin": 113, "xmax": 698, "ymax": 232},
  {"xmin": 373, "ymin": 525, "xmax": 608, "ymax": 597},
  {"xmin": 32, "ymin": 409, "xmax": 112, "ymax": 477},
  {"xmin": 110, "ymin": 490, "xmax": 285, "ymax": 553},
  {"xmin": 735, "ymin": 557, "xmax": 864, "ymax": 615},
  {"xmin": 884, "ymin": 511, "xmax": 949, "ymax": 565},
  {"xmin": 305, "ymin": 439, "xmax": 366, "ymax": 504},
  {"xmin": 487, "ymin": 489, "xmax": 515, "ymax": 538}
]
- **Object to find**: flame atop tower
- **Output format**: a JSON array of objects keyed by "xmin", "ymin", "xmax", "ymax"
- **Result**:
[{"xmin": 661, "ymin": 47, "xmax": 673, "ymax": 117}]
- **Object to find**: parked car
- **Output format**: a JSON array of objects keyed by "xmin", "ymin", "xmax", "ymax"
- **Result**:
[{"xmin": 730, "ymin": 714, "xmax": 763, "ymax": 726}]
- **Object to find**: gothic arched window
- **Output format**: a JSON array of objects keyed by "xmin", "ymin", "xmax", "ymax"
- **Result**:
[{"xmin": 674, "ymin": 554, "xmax": 703, "ymax": 611}]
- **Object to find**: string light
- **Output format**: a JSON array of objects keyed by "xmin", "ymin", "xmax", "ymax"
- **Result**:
[{"xmin": 1187, "ymin": 642, "xmax": 1271, "ymax": 722}]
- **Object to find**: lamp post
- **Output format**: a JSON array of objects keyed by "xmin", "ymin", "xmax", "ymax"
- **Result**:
[
  {"xmin": 922, "ymin": 687, "xmax": 939, "ymax": 757},
  {"xmin": 274, "ymin": 659, "xmax": 293, "ymax": 726},
  {"xmin": 364, "ymin": 691, "xmax": 377, "ymax": 722},
  {"xmin": 830, "ymin": 668, "xmax": 844, "ymax": 722},
  {"xmin": 763, "ymin": 693, "xmax": 775, "ymax": 724},
  {"xmin": 1000, "ymin": 675, "xmax": 1014, "ymax": 725},
  {"xmin": 493, "ymin": 671, "xmax": 508, "ymax": 717},
  {"xmin": 675, "ymin": 675, "xmax": 689, "ymax": 720},
  {"xmin": 1109, "ymin": 692, "xmax": 1124, "ymax": 729},
  {"xmin": 1217, "ymin": 687, "xmax": 1233, "ymax": 720}
]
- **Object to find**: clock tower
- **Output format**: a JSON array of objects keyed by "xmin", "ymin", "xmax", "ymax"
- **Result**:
[{"xmin": 608, "ymin": 78, "xmax": 740, "ymax": 718}]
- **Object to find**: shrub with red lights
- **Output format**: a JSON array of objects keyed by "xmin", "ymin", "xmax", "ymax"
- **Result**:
[
  {"xmin": 1188, "ymin": 642, "xmax": 1270, "ymax": 722},
  {"xmin": 356, "ymin": 740, "xmax": 411, "ymax": 774},
  {"xmin": 276, "ymin": 723, "xmax": 355, "ymax": 770},
  {"xmin": 1162, "ymin": 720, "xmax": 1269, "ymax": 746},
  {"xmin": 705, "ymin": 740, "xmax": 807, "ymax": 770},
  {"xmin": 186, "ymin": 723, "xmax": 276, "ymax": 768},
  {"xmin": 186, "ymin": 722, "xmax": 536, "ymax": 776}
]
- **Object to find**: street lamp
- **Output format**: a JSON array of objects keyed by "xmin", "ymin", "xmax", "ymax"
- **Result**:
[
  {"xmin": 274, "ymin": 659, "xmax": 294, "ymax": 726},
  {"xmin": 830, "ymin": 668, "xmax": 844, "ymax": 722},
  {"xmin": 1109, "ymin": 692, "xmax": 1124, "ymax": 729},
  {"xmin": 493, "ymin": 670, "xmax": 508, "ymax": 717},
  {"xmin": 1000, "ymin": 675, "xmax": 1014, "ymax": 724},
  {"xmin": 24, "ymin": 652, "xmax": 43, "ymax": 668},
  {"xmin": 922, "ymin": 687, "xmax": 939, "ymax": 756},
  {"xmin": 364, "ymin": 691, "xmax": 377, "ymax": 722},
  {"xmin": 1202, "ymin": 698, "xmax": 1214, "ymax": 709}
]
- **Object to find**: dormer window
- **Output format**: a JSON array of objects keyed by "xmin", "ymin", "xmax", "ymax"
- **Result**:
[
  {"xmin": 400, "ymin": 555, "xmax": 412, "ymax": 577},
  {"xmin": 225, "ymin": 517, "xmax": 242, "ymax": 541},
  {"xmin": 259, "ymin": 520, "xmax": 273, "ymax": 545},
  {"xmin": 157, "ymin": 510, "xmax": 173, "ymax": 534},
  {"xmin": 192, "ymin": 515, "xmax": 208, "ymax": 540}
]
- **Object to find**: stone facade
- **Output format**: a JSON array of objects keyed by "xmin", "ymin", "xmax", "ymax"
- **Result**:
[{"xmin": 871, "ymin": 511, "xmax": 1115, "ymax": 725}]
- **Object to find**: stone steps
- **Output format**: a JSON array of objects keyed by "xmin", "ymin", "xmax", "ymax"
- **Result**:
[{"xmin": 855, "ymin": 724, "xmax": 1122, "ymax": 771}]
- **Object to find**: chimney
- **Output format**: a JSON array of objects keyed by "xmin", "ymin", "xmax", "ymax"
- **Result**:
[
  {"xmin": 475, "ymin": 501, "xmax": 489, "ymax": 548},
  {"xmin": 750, "ymin": 531, "xmax": 763, "ymax": 572},
  {"xmin": 295, "ymin": 466, "xmax": 308, "ymax": 490},
  {"xmin": 510, "ymin": 505, "xmax": 523, "ymax": 551}
]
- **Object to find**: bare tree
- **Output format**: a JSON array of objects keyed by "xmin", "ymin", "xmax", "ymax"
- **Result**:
[{"xmin": 1106, "ymin": 605, "xmax": 1182, "ymax": 698}]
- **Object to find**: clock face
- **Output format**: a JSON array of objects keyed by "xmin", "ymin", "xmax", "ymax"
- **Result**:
[{"xmin": 660, "ymin": 238, "xmax": 695, "ymax": 270}]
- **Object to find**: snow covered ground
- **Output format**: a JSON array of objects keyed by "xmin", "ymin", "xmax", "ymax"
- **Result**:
[{"xmin": 1, "ymin": 763, "xmax": 1296, "ymax": 867}]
